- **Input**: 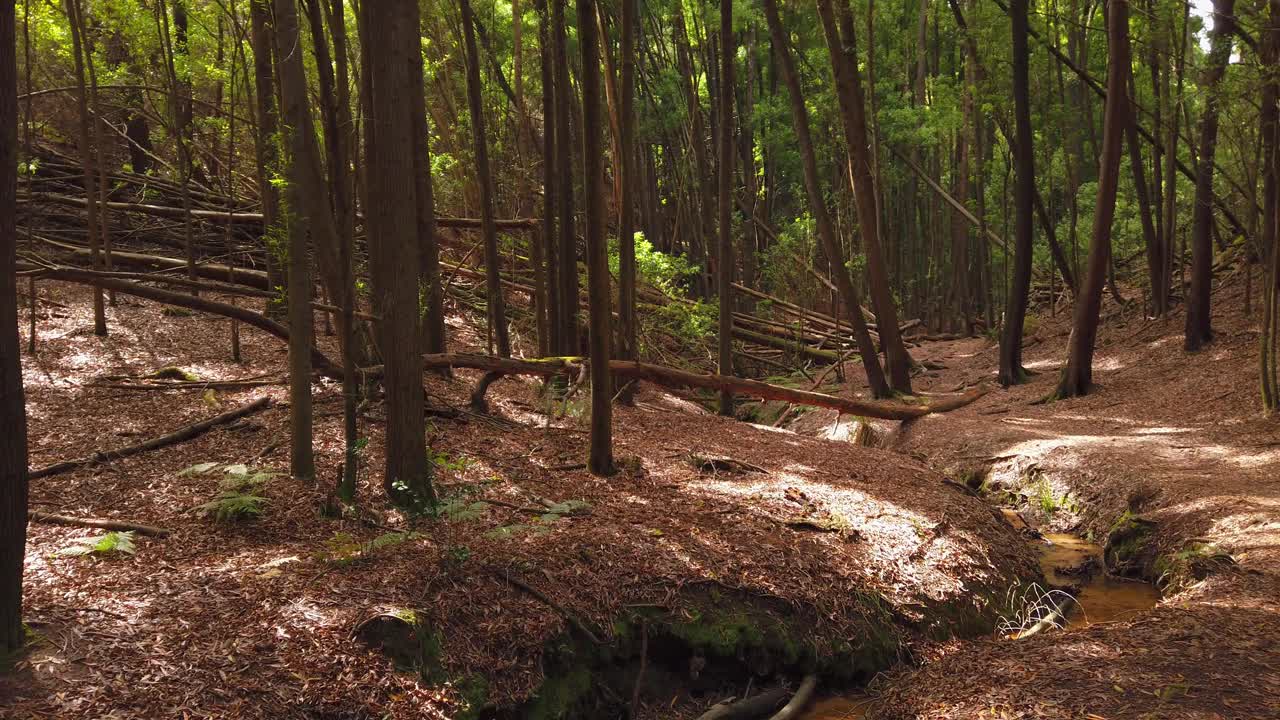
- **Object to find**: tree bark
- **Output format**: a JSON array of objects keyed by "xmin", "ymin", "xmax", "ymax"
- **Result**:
[
  {"xmin": 461, "ymin": 0, "xmax": 510, "ymax": 358},
  {"xmin": 617, "ymin": 0, "xmax": 638, "ymax": 392},
  {"xmin": 1055, "ymin": 0, "xmax": 1130, "ymax": 397},
  {"xmin": 553, "ymin": 0, "xmax": 579, "ymax": 354},
  {"xmin": 537, "ymin": 0, "xmax": 556, "ymax": 356},
  {"xmin": 1000, "ymin": 0, "xmax": 1035, "ymax": 386},
  {"xmin": 578, "ymin": 0, "xmax": 616, "ymax": 476},
  {"xmin": 249, "ymin": 0, "xmax": 283, "ymax": 314},
  {"xmin": 716, "ymin": 0, "xmax": 735, "ymax": 415},
  {"xmin": 763, "ymin": 0, "xmax": 890, "ymax": 397},
  {"xmin": 65, "ymin": 0, "xmax": 107, "ymax": 336},
  {"xmin": 362, "ymin": 0, "xmax": 433, "ymax": 507},
  {"xmin": 0, "ymin": 0, "xmax": 31, "ymax": 656},
  {"xmin": 272, "ymin": 0, "xmax": 315, "ymax": 482},
  {"xmin": 1184, "ymin": 0, "xmax": 1237, "ymax": 351},
  {"xmin": 817, "ymin": 0, "xmax": 914, "ymax": 394}
]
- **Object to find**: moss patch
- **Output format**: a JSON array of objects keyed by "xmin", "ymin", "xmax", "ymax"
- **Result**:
[{"xmin": 1105, "ymin": 511, "xmax": 1157, "ymax": 577}]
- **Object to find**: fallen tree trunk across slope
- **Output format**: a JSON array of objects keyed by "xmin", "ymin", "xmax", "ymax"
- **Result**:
[{"xmin": 365, "ymin": 354, "xmax": 986, "ymax": 420}]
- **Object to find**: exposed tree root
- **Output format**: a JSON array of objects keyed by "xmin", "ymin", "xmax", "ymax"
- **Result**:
[
  {"xmin": 30, "ymin": 397, "xmax": 273, "ymax": 480},
  {"xmin": 28, "ymin": 512, "xmax": 170, "ymax": 537}
]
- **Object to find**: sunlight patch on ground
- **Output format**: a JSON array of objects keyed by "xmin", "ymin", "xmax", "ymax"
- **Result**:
[{"xmin": 1022, "ymin": 359, "xmax": 1060, "ymax": 370}]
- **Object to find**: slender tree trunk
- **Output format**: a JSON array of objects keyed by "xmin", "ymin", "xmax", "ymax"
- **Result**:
[
  {"xmin": 553, "ymin": 0, "xmax": 579, "ymax": 354},
  {"xmin": 618, "ymin": 0, "xmax": 638, "ymax": 397},
  {"xmin": 1261, "ymin": 0, "xmax": 1280, "ymax": 410},
  {"xmin": 361, "ymin": 0, "xmax": 433, "ymax": 506},
  {"xmin": 716, "ymin": 0, "xmax": 734, "ymax": 415},
  {"xmin": 537, "ymin": 0, "xmax": 556, "ymax": 357},
  {"xmin": 249, "ymin": 0, "xmax": 283, "ymax": 315},
  {"xmin": 409, "ymin": 9, "xmax": 446, "ymax": 357},
  {"xmin": 674, "ymin": 8, "xmax": 713, "ymax": 299},
  {"xmin": 272, "ymin": 0, "xmax": 315, "ymax": 481},
  {"xmin": 461, "ymin": 0, "xmax": 510, "ymax": 358},
  {"xmin": 1124, "ymin": 62, "xmax": 1161, "ymax": 317},
  {"xmin": 0, "ymin": 0, "xmax": 32, "ymax": 657},
  {"xmin": 66, "ymin": 0, "xmax": 106, "ymax": 336},
  {"xmin": 1055, "ymin": 0, "xmax": 1130, "ymax": 397},
  {"xmin": 763, "ymin": 0, "xmax": 890, "ymax": 398},
  {"xmin": 156, "ymin": 0, "xmax": 197, "ymax": 295},
  {"xmin": 1184, "ymin": 0, "xmax": 1236, "ymax": 351},
  {"xmin": 578, "ymin": 0, "xmax": 615, "ymax": 476},
  {"xmin": 1000, "ymin": 0, "xmax": 1035, "ymax": 385},
  {"xmin": 818, "ymin": 0, "xmax": 913, "ymax": 394}
]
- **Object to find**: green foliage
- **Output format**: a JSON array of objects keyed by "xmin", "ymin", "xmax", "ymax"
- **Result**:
[
  {"xmin": 183, "ymin": 462, "xmax": 274, "ymax": 523},
  {"xmin": 320, "ymin": 531, "xmax": 422, "ymax": 565},
  {"xmin": 57, "ymin": 531, "xmax": 137, "ymax": 558},
  {"xmin": 150, "ymin": 366, "xmax": 199, "ymax": 381},
  {"xmin": 608, "ymin": 232, "xmax": 699, "ymax": 296}
]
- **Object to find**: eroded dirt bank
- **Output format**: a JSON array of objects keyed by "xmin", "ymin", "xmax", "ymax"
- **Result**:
[{"xmin": 862, "ymin": 286, "xmax": 1280, "ymax": 720}]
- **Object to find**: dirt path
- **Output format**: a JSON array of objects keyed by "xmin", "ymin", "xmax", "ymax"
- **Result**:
[{"xmin": 865, "ymin": 288, "xmax": 1280, "ymax": 719}]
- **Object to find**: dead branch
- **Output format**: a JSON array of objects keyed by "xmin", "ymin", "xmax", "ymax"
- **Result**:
[
  {"xmin": 29, "ymin": 511, "xmax": 170, "ymax": 537},
  {"xmin": 766, "ymin": 675, "xmax": 819, "ymax": 720},
  {"xmin": 30, "ymin": 397, "xmax": 273, "ymax": 480}
]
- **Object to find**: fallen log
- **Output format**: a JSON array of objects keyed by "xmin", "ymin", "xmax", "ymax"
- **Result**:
[
  {"xmin": 29, "ymin": 511, "xmax": 170, "ymax": 537},
  {"xmin": 22, "ymin": 267, "xmax": 340, "ymax": 376},
  {"xmin": 31, "ymin": 235, "xmax": 272, "ymax": 289},
  {"xmin": 696, "ymin": 687, "xmax": 790, "ymax": 720},
  {"xmin": 365, "ymin": 354, "xmax": 986, "ymax": 421},
  {"xmin": 30, "ymin": 397, "xmax": 274, "ymax": 480},
  {"xmin": 21, "ymin": 191, "xmax": 538, "ymax": 230}
]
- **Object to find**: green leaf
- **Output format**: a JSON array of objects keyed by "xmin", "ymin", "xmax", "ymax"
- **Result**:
[{"xmin": 179, "ymin": 462, "xmax": 220, "ymax": 476}]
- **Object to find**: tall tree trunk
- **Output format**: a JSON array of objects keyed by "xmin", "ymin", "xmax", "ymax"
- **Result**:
[
  {"xmin": 0, "ymin": 0, "xmax": 32, "ymax": 657},
  {"xmin": 1000, "ymin": 0, "xmax": 1035, "ymax": 385},
  {"xmin": 156, "ymin": 0, "xmax": 197, "ymax": 294},
  {"xmin": 1184, "ymin": 0, "xmax": 1237, "ymax": 351},
  {"xmin": 1261, "ymin": 0, "xmax": 1280, "ymax": 411},
  {"xmin": 617, "ymin": 0, "xmax": 637, "ymax": 374},
  {"xmin": 1124, "ymin": 63, "xmax": 1161, "ymax": 318},
  {"xmin": 716, "ymin": 0, "xmax": 734, "ymax": 415},
  {"xmin": 553, "ymin": 0, "xmax": 579, "ymax": 354},
  {"xmin": 272, "ymin": 0, "xmax": 317, "ymax": 481},
  {"xmin": 1055, "ymin": 0, "xmax": 1130, "ymax": 397},
  {"xmin": 578, "ymin": 0, "xmax": 615, "ymax": 476},
  {"xmin": 249, "ymin": 0, "xmax": 283, "ymax": 315},
  {"xmin": 66, "ymin": 0, "xmax": 106, "ymax": 336},
  {"xmin": 817, "ymin": 0, "xmax": 913, "ymax": 394},
  {"xmin": 361, "ymin": 0, "xmax": 433, "ymax": 507},
  {"xmin": 410, "ymin": 9, "xmax": 446, "ymax": 357},
  {"xmin": 461, "ymin": 0, "xmax": 510, "ymax": 358},
  {"xmin": 674, "ymin": 8, "xmax": 713, "ymax": 298},
  {"xmin": 763, "ymin": 0, "xmax": 890, "ymax": 398},
  {"xmin": 537, "ymin": 0, "xmax": 556, "ymax": 357}
]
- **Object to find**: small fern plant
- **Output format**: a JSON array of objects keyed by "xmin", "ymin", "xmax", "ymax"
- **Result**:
[
  {"xmin": 57, "ymin": 531, "xmax": 137, "ymax": 558},
  {"xmin": 182, "ymin": 462, "xmax": 274, "ymax": 522}
]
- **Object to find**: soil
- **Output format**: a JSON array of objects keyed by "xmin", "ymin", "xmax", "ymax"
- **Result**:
[{"xmin": 3, "ymin": 276, "xmax": 1277, "ymax": 719}]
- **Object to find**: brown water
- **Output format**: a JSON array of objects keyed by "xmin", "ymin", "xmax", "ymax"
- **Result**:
[
  {"xmin": 798, "ymin": 695, "xmax": 871, "ymax": 719},
  {"xmin": 1037, "ymin": 532, "xmax": 1161, "ymax": 626}
]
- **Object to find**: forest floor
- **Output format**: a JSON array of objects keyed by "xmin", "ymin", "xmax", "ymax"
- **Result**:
[
  {"xmin": 859, "ymin": 281, "xmax": 1280, "ymax": 719},
  {"xmin": 2, "ymin": 277, "xmax": 1277, "ymax": 720}
]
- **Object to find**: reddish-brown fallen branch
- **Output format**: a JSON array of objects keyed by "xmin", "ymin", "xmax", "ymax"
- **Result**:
[
  {"xmin": 363, "ymin": 354, "xmax": 987, "ymax": 421},
  {"xmin": 22, "ymin": 267, "xmax": 341, "ymax": 376},
  {"xmin": 30, "ymin": 397, "xmax": 273, "ymax": 480},
  {"xmin": 28, "ymin": 511, "xmax": 170, "ymax": 537}
]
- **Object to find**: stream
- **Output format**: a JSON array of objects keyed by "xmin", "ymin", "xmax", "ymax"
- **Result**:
[{"xmin": 795, "ymin": 516, "xmax": 1161, "ymax": 719}]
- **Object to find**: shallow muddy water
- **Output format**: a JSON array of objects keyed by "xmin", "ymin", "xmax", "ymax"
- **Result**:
[{"xmin": 1037, "ymin": 532, "xmax": 1161, "ymax": 626}]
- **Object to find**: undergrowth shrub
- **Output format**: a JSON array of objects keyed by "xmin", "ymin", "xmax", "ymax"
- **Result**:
[
  {"xmin": 182, "ymin": 462, "xmax": 273, "ymax": 522},
  {"xmin": 56, "ymin": 531, "xmax": 137, "ymax": 558}
]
